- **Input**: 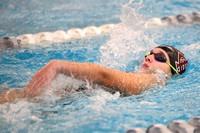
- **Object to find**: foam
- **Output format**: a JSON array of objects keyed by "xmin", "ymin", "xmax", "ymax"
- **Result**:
[
  {"xmin": 100, "ymin": 0, "xmax": 157, "ymax": 70},
  {"xmin": 87, "ymin": 89, "xmax": 120, "ymax": 112}
]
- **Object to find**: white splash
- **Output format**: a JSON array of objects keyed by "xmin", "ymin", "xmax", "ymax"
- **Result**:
[
  {"xmin": 87, "ymin": 90, "xmax": 120, "ymax": 112},
  {"xmin": 100, "ymin": 0, "xmax": 157, "ymax": 70}
]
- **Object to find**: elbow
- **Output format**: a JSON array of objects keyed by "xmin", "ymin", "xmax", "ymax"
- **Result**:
[
  {"xmin": 97, "ymin": 70, "xmax": 111, "ymax": 85},
  {"xmin": 46, "ymin": 60, "xmax": 62, "ymax": 73},
  {"xmin": 48, "ymin": 60, "xmax": 60, "ymax": 65},
  {"xmin": 83, "ymin": 63, "xmax": 110, "ymax": 84}
]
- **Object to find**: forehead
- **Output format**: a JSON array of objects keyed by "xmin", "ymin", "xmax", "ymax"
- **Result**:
[{"xmin": 152, "ymin": 48, "xmax": 166, "ymax": 53}]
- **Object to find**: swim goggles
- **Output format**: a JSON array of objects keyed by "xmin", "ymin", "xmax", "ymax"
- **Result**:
[{"xmin": 145, "ymin": 51, "xmax": 180, "ymax": 75}]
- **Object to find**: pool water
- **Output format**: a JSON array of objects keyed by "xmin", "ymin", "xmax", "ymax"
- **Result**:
[{"xmin": 0, "ymin": 0, "xmax": 200, "ymax": 132}]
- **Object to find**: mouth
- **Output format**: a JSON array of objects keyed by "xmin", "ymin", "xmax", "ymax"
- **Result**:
[{"xmin": 140, "ymin": 63, "xmax": 149, "ymax": 71}]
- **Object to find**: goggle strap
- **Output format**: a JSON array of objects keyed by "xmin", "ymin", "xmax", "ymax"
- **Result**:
[{"xmin": 166, "ymin": 61, "xmax": 180, "ymax": 75}]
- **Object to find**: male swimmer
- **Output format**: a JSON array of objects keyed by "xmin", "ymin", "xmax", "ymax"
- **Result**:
[{"xmin": 0, "ymin": 45, "xmax": 188, "ymax": 104}]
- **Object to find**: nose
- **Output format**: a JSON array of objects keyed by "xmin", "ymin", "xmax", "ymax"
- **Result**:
[{"xmin": 145, "ymin": 55, "xmax": 154, "ymax": 63}]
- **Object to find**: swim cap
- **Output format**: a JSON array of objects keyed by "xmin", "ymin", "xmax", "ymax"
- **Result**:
[{"xmin": 156, "ymin": 45, "xmax": 188, "ymax": 75}]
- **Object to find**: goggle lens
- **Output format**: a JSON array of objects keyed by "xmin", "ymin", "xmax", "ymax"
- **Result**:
[{"xmin": 145, "ymin": 51, "xmax": 167, "ymax": 62}]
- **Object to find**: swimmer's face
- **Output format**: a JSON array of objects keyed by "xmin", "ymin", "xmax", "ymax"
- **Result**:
[{"xmin": 140, "ymin": 48, "xmax": 171, "ymax": 75}]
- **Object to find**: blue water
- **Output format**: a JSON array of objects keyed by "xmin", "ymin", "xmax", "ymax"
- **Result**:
[{"xmin": 0, "ymin": 0, "xmax": 200, "ymax": 132}]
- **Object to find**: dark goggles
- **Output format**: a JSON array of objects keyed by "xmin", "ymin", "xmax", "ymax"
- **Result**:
[
  {"xmin": 145, "ymin": 51, "xmax": 167, "ymax": 62},
  {"xmin": 145, "ymin": 51, "xmax": 179, "ymax": 75}
]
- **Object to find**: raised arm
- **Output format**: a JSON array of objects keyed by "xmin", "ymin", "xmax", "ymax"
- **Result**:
[
  {"xmin": 0, "ymin": 60, "xmax": 157, "ymax": 104},
  {"xmin": 23, "ymin": 60, "xmax": 104, "ymax": 97},
  {"xmin": 23, "ymin": 60, "xmax": 157, "ymax": 96},
  {"xmin": 0, "ymin": 60, "xmax": 97, "ymax": 104}
]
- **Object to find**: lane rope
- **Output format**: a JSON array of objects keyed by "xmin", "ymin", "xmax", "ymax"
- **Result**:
[
  {"xmin": 126, "ymin": 116, "xmax": 200, "ymax": 133},
  {"xmin": 0, "ymin": 12, "xmax": 200, "ymax": 49}
]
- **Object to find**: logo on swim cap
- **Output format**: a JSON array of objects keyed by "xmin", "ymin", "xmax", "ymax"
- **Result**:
[{"xmin": 175, "ymin": 52, "xmax": 188, "ymax": 74}]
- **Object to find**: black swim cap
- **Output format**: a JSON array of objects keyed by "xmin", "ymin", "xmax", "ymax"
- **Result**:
[{"xmin": 156, "ymin": 45, "xmax": 188, "ymax": 75}]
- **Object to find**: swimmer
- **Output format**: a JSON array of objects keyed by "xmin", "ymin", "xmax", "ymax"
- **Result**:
[{"xmin": 0, "ymin": 45, "xmax": 188, "ymax": 104}]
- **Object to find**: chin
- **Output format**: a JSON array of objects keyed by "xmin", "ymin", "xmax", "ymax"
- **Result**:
[
  {"xmin": 140, "ymin": 64, "xmax": 149, "ymax": 72},
  {"xmin": 139, "ymin": 67, "xmax": 150, "ymax": 73},
  {"xmin": 140, "ymin": 66, "xmax": 159, "ymax": 74}
]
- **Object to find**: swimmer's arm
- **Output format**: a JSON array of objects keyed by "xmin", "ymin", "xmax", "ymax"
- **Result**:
[
  {"xmin": 58, "ymin": 61, "xmax": 157, "ymax": 95},
  {"xmin": 23, "ymin": 60, "xmax": 102, "ymax": 97},
  {"xmin": 24, "ymin": 60, "xmax": 157, "ymax": 97},
  {"xmin": 0, "ymin": 60, "xmax": 100, "ymax": 103},
  {"xmin": 0, "ymin": 60, "xmax": 157, "ymax": 104},
  {"xmin": 94, "ymin": 67, "xmax": 157, "ymax": 95}
]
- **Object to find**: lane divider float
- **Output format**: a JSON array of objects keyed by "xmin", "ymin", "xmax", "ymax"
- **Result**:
[
  {"xmin": 126, "ymin": 116, "xmax": 200, "ymax": 133},
  {"xmin": 0, "ymin": 12, "xmax": 200, "ymax": 49},
  {"xmin": 145, "ymin": 11, "xmax": 200, "ymax": 27}
]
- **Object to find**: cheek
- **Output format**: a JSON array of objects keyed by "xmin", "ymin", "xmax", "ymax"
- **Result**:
[
  {"xmin": 158, "ymin": 63, "xmax": 171, "ymax": 73},
  {"xmin": 151, "ymin": 62, "xmax": 171, "ymax": 73}
]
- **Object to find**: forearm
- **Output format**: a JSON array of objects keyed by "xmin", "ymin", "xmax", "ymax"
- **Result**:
[{"xmin": 24, "ymin": 60, "xmax": 61, "ymax": 97}]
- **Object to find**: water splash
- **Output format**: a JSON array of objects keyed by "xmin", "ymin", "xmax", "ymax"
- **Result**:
[
  {"xmin": 100, "ymin": 0, "xmax": 157, "ymax": 71},
  {"xmin": 87, "ymin": 90, "xmax": 120, "ymax": 112}
]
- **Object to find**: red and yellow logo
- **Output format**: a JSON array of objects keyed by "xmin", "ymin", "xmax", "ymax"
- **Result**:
[{"xmin": 175, "ymin": 52, "xmax": 188, "ymax": 74}]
